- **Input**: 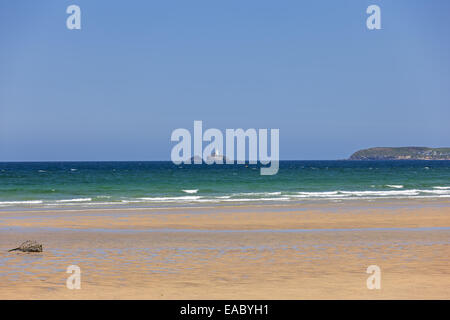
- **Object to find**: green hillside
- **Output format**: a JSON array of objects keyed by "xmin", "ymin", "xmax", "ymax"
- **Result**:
[{"xmin": 349, "ymin": 147, "xmax": 450, "ymax": 160}]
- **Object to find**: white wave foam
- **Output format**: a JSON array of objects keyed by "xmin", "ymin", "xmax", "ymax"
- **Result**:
[
  {"xmin": 296, "ymin": 191, "xmax": 339, "ymax": 197},
  {"xmin": 420, "ymin": 189, "xmax": 450, "ymax": 195},
  {"xmin": 405, "ymin": 195, "xmax": 450, "ymax": 199},
  {"xmin": 129, "ymin": 188, "xmax": 450, "ymax": 204},
  {"xmin": 290, "ymin": 189, "xmax": 427, "ymax": 199},
  {"xmin": 136, "ymin": 196, "xmax": 202, "ymax": 202},
  {"xmin": 45, "ymin": 201, "xmax": 116, "ymax": 206},
  {"xmin": 125, "ymin": 194, "xmax": 291, "ymax": 204},
  {"xmin": 233, "ymin": 192, "xmax": 282, "ymax": 196},
  {"xmin": 340, "ymin": 190, "xmax": 419, "ymax": 196},
  {"xmin": 0, "ymin": 200, "xmax": 43, "ymax": 205},
  {"xmin": 386, "ymin": 185, "xmax": 403, "ymax": 189},
  {"xmin": 433, "ymin": 186, "xmax": 450, "ymax": 190},
  {"xmin": 222, "ymin": 197, "xmax": 290, "ymax": 202},
  {"xmin": 56, "ymin": 198, "xmax": 92, "ymax": 203},
  {"xmin": 182, "ymin": 189, "xmax": 198, "ymax": 194}
]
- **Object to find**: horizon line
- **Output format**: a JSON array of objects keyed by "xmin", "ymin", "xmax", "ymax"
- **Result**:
[{"xmin": 3, "ymin": 159, "xmax": 450, "ymax": 163}]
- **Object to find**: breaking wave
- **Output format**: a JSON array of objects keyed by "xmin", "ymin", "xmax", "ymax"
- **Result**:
[
  {"xmin": 1, "ymin": 187, "xmax": 449, "ymax": 208},
  {"xmin": 182, "ymin": 189, "xmax": 198, "ymax": 194}
]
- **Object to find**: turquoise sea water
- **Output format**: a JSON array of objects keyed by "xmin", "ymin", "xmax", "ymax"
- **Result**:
[{"xmin": 0, "ymin": 161, "xmax": 449, "ymax": 209}]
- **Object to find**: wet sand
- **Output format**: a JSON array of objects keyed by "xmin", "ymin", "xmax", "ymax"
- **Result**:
[{"xmin": 0, "ymin": 200, "xmax": 449, "ymax": 299}]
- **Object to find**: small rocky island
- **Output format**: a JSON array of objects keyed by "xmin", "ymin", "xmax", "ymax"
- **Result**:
[
  {"xmin": 349, "ymin": 147, "xmax": 450, "ymax": 160},
  {"xmin": 190, "ymin": 149, "xmax": 228, "ymax": 164}
]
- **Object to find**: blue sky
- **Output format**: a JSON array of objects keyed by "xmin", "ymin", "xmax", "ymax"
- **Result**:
[{"xmin": 1, "ymin": 0, "xmax": 449, "ymax": 161}]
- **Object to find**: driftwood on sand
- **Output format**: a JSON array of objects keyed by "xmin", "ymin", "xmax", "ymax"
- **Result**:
[{"xmin": 8, "ymin": 240, "xmax": 43, "ymax": 252}]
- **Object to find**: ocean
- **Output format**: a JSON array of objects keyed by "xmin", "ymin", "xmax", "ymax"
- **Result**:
[{"xmin": 0, "ymin": 161, "xmax": 449, "ymax": 209}]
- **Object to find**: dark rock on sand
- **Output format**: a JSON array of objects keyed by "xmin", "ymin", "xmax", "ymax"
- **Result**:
[{"xmin": 8, "ymin": 240, "xmax": 43, "ymax": 252}]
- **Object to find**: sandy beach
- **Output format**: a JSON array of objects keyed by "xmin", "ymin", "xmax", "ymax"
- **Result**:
[{"xmin": 0, "ymin": 200, "xmax": 449, "ymax": 299}]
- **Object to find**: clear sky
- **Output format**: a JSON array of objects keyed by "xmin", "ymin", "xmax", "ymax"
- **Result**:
[{"xmin": 1, "ymin": 0, "xmax": 449, "ymax": 161}]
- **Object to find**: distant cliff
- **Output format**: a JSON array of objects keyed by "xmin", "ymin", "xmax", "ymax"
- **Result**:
[{"xmin": 349, "ymin": 147, "xmax": 450, "ymax": 160}]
